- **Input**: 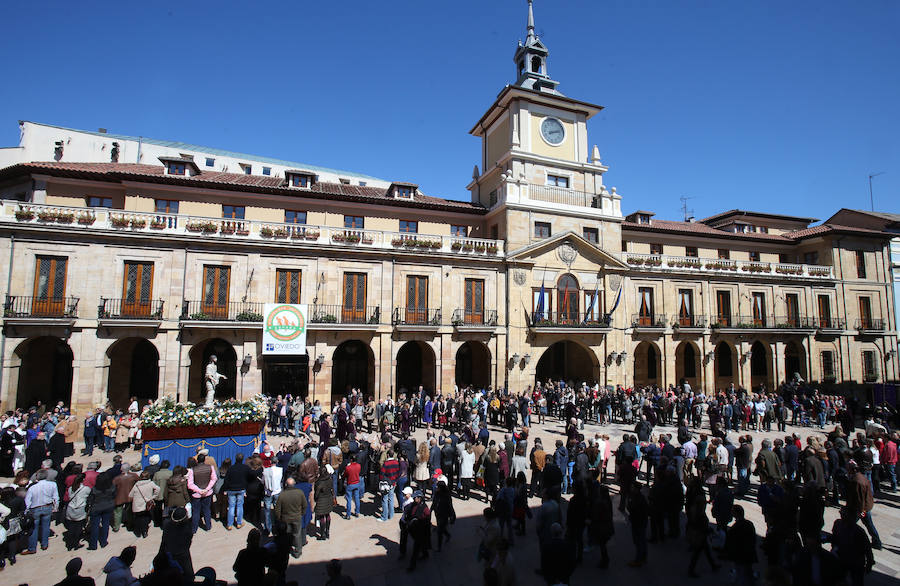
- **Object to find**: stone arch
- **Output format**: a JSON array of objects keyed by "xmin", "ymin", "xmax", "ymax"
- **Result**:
[
  {"xmin": 535, "ymin": 339, "xmax": 599, "ymax": 386},
  {"xmin": 395, "ymin": 341, "xmax": 436, "ymax": 399},
  {"xmin": 455, "ymin": 341, "xmax": 491, "ymax": 390},
  {"xmin": 106, "ymin": 337, "xmax": 160, "ymax": 410},
  {"xmin": 714, "ymin": 341, "xmax": 737, "ymax": 390},
  {"xmin": 675, "ymin": 340, "xmax": 701, "ymax": 390},
  {"xmin": 750, "ymin": 340, "xmax": 772, "ymax": 391},
  {"xmin": 633, "ymin": 340, "xmax": 662, "ymax": 388},
  {"xmin": 784, "ymin": 340, "xmax": 807, "ymax": 383},
  {"xmin": 13, "ymin": 336, "xmax": 74, "ymax": 409},
  {"xmin": 332, "ymin": 340, "xmax": 375, "ymax": 404},
  {"xmin": 188, "ymin": 338, "xmax": 238, "ymax": 404}
]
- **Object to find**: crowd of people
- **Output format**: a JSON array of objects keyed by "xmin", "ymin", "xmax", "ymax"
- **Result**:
[{"xmin": 0, "ymin": 378, "xmax": 897, "ymax": 585}]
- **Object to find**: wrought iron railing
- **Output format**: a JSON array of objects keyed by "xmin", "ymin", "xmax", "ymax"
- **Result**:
[
  {"xmin": 451, "ymin": 309, "xmax": 498, "ymax": 326},
  {"xmin": 308, "ymin": 304, "xmax": 380, "ymax": 325},
  {"xmin": 856, "ymin": 318, "xmax": 885, "ymax": 331},
  {"xmin": 671, "ymin": 314, "xmax": 707, "ymax": 328},
  {"xmin": 180, "ymin": 301, "xmax": 264, "ymax": 322},
  {"xmin": 773, "ymin": 315, "xmax": 816, "ymax": 329},
  {"xmin": 812, "ymin": 317, "xmax": 845, "ymax": 330},
  {"xmin": 530, "ymin": 311, "xmax": 612, "ymax": 328},
  {"xmin": 392, "ymin": 307, "xmax": 442, "ymax": 326},
  {"xmin": 98, "ymin": 298, "xmax": 165, "ymax": 320},
  {"xmin": 631, "ymin": 313, "xmax": 666, "ymax": 328},
  {"xmin": 4, "ymin": 295, "xmax": 79, "ymax": 318}
]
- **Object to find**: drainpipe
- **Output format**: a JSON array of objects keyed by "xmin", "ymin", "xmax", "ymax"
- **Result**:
[
  {"xmin": 174, "ymin": 247, "xmax": 189, "ymax": 402},
  {"xmin": 390, "ymin": 257, "xmax": 395, "ymax": 400},
  {"xmin": 835, "ymin": 238, "xmax": 849, "ymax": 386},
  {"xmin": 502, "ymin": 261, "xmax": 509, "ymax": 393},
  {"xmin": 136, "ymin": 136, "xmax": 142, "ymax": 163},
  {"xmin": 0, "ymin": 235, "xmax": 15, "ymax": 406}
]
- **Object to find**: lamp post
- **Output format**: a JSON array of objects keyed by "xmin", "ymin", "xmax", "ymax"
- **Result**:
[{"xmin": 868, "ymin": 172, "xmax": 885, "ymax": 211}]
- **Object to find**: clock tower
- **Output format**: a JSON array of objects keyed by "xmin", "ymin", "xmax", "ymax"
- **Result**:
[{"xmin": 467, "ymin": 0, "xmax": 622, "ymax": 253}]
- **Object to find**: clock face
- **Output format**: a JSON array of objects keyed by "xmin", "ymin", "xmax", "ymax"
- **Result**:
[{"xmin": 540, "ymin": 117, "xmax": 565, "ymax": 145}]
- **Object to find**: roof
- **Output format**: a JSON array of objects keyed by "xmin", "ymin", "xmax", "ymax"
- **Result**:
[
  {"xmin": 622, "ymin": 217, "xmax": 891, "ymax": 242},
  {"xmin": 0, "ymin": 162, "xmax": 484, "ymax": 214},
  {"xmin": 20, "ymin": 120, "xmax": 386, "ymax": 183},
  {"xmin": 700, "ymin": 209, "xmax": 819, "ymax": 225},
  {"xmin": 784, "ymin": 223, "xmax": 891, "ymax": 240}
]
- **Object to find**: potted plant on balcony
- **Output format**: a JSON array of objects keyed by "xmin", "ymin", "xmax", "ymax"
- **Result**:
[
  {"xmin": 259, "ymin": 226, "xmax": 274, "ymax": 237},
  {"xmin": 403, "ymin": 239, "xmax": 418, "ymax": 248},
  {"xmin": 14, "ymin": 208, "xmax": 35, "ymax": 221},
  {"xmin": 430, "ymin": 240, "xmax": 442, "ymax": 250},
  {"xmin": 130, "ymin": 218, "xmax": 147, "ymax": 229},
  {"xmin": 37, "ymin": 210, "xmax": 58, "ymax": 222},
  {"xmin": 391, "ymin": 238, "xmax": 403, "ymax": 246},
  {"xmin": 450, "ymin": 241, "xmax": 462, "ymax": 251},
  {"xmin": 149, "ymin": 219, "xmax": 166, "ymax": 229},
  {"xmin": 474, "ymin": 243, "xmax": 486, "ymax": 253},
  {"xmin": 220, "ymin": 224, "xmax": 236, "ymax": 235},
  {"xmin": 415, "ymin": 240, "xmax": 431, "ymax": 249},
  {"xmin": 235, "ymin": 227, "xmax": 250, "ymax": 236},
  {"xmin": 76, "ymin": 211, "xmax": 96, "ymax": 225},
  {"xmin": 331, "ymin": 233, "xmax": 345, "ymax": 243},
  {"xmin": 236, "ymin": 310, "xmax": 263, "ymax": 321},
  {"xmin": 304, "ymin": 230, "xmax": 319, "ymax": 240},
  {"xmin": 486, "ymin": 243, "xmax": 498, "ymax": 254},
  {"xmin": 462, "ymin": 242, "xmax": 474, "ymax": 252},
  {"xmin": 361, "ymin": 235, "xmax": 373, "ymax": 244},
  {"xmin": 56, "ymin": 211, "xmax": 75, "ymax": 224},
  {"xmin": 186, "ymin": 221, "xmax": 218, "ymax": 233},
  {"xmin": 110, "ymin": 215, "xmax": 131, "ymax": 228}
]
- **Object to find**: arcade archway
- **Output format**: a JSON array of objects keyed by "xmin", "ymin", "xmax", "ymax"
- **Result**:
[
  {"xmin": 396, "ymin": 341, "xmax": 436, "ymax": 398},
  {"xmin": 750, "ymin": 340, "xmax": 772, "ymax": 391},
  {"xmin": 13, "ymin": 337, "xmax": 73, "ymax": 409},
  {"xmin": 332, "ymin": 340, "xmax": 375, "ymax": 403},
  {"xmin": 784, "ymin": 341, "xmax": 807, "ymax": 382},
  {"xmin": 455, "ymin": 341, "xmax": 491, "ymax": 390},
  {"xmin": 535, "ymin": 340, "xmax": 598, "ymax": 386},
  {"xmin": 714, "ymin": 341, "xmax": 737, "ymax": 389},
  {"xmin": 188, "ymin": 338, "xmax": 237, "ymax": 404},
  {"xmin": 107, "ymin": 338, "xmax": 159, "ymax": 410},
  {"xmin": 633, "ymin": 341, "xmax": 661, "ymax": 388},
  {"xmin": 675, "ymin": 341, "xmax": 701, "ymax": 390}
]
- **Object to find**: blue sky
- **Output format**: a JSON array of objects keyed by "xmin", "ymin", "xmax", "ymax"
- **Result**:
[{"xmin": 1, "ymin": 1, "xmax": 898, "ymax": 221}]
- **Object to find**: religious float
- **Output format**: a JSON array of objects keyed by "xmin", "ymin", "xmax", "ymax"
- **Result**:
[{"xmin": 140, "ymin": 394, "xmax": 268, "ymax": 468}]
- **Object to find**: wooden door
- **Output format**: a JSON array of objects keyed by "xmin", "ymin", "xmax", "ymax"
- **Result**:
[
  {"xmin": 817, "ymin": 295, "xmax": 831, "ymax": 328},
  {"xmin": 276, "ymin": 269, "xmax": 302, "ymax": 304},
  {"xmin": 202, "ymin": 265, "xmax": 230, "ymax": 319},
  {"xmin": 678, "ymin": 289, "xmax": 693, "ymax": 326},
  {"xmin": 638, "ymin": 287, "xmax": 653, "ymax": 326},
  {"xmin": 464, "ymin": 279, "xmax": 484, "ymax": 324},
  {"xmin": 716, "ymin": 291, "xmax": 731, "ymax": 327},
  {"xmin": 858, "ymin": 297, "xmax": 872, "ymax": 329},
  {"xmin": 122, "ymin": 261, "xmax": 153, "ymax": 317},
  {"xmin": 752, "ymin": 292, "xmax": 765, "ymax": 326},
  {"xmin": 785, "ymin": 294, "xmax": 799, "ymax": 327},
  {"xmin": 406, "ymin": 276, "xmax": 428, "ymax": 324},
  {"xmin": 343, "ymin": 273, "xmax": 366, "ymax": 323},
  {"xmin": 32, "ymin": 256, "xmax": 67, "ymax": 316}
]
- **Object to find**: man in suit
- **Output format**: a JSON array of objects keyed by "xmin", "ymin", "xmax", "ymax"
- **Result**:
[{"xmin": 83, "ymin": 412, "xmax": 98, "ymax": 456}]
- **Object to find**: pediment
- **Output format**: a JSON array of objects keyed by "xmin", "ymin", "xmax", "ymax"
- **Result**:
[{"xmin": 507, "ymin": 231, "xmax": 628, "ymax": 270}]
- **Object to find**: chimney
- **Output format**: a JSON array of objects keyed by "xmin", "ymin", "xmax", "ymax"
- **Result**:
[{"xmin": 98, "ymin": 128, "xmax": 107, "ymax": 134}]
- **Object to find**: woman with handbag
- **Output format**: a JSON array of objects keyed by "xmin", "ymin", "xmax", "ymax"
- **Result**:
[
  {"xmin": 87, "ymin": 473, "xmax": 116, "ymax": 550},
  {"xmin": 129, "ymin": 470, "xmax": 160, "ymax": 538},
  {"xmin": 64, "ymin": 473, "xmax": 90, "ymax": 550},
  {"xmin": 313, "ymin": 464, "xmax": 335, "ymax": 540}
]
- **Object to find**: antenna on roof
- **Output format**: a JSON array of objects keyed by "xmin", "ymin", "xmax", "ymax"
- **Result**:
[{"xmin": 679, "ymin": 195, "xmax": 695, "ymax": 222}]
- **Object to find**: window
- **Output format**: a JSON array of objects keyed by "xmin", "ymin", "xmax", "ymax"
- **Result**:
[
  {"xmin": 532, "ymin": 287, "xmax": 552, "ymax": 320},
  {"xmin": 678, "ymin": 289, "xmax": 693, "ymax": 326},
  {"xmin": 395, "ymin": 186, "xmax": 412, "ymax": 198},
  {"xmin": 749, "ymin": 251, "xmax": 760, "ymax": 262},
  {"xmin": 637, "ymin": 214, "xmax": 652, "ymax": 225},
  {"xmin": 817, "ymin": 295, "xmax": 832, "ymax": 328},
  {"xmin": 464, "ymin": 279, "xmax": 485, "ymax": 324},
  {"xmin": 858, "ymin": 296, "xmax": 872, "ymax": 329},
  {"xmin": 241, "ymin": 164, "xmax": 251, "ymax": 175},
  {"xmin": 862, "ymin": 350, "xmax": 878, "ymax": 382},
  {"xmin": 546, "ymin": 174, "xmax": 569, "ymax": 188},
  {"xmin": 32, "ymin": 256, "xmax": 68, "ymax": 316},
  {"xmin": 759, "ymin": 226, "xmax": 768, "ymax": 233},
  {"xmin": 167, "ymin": 162, "xmax": 186, "ymax": 175},
  {"xmin": 855, "ymin": 250, "xmax": 866, "ymax": 279},
  {"xmin": 202, "ymin": 265, "xmax": 230, "ymax": 318},
  {"xmin": 534, "ymin": 222, "xmax": 551, "ymax": 239},
  {"xmin": 406, "ymin": 276, "xmax": 428, "ymax": 324},
  {"xmin": 262, "ymin": 166, "xmax": 271, "ymax": 176},
  {"xmin": 752, "ymin": 292, "xmax": 766, "ymax": 326},
  {"xmin": 222, "ymin": 205, "xmax": 245, "ymax": 219},
  {"xmin": 584, "ymin": 290, "xmax": 602, "ymax": 322},
  {"xmin": 284, "ymin": 211, "xmax": 306, "ymax": 224},
  {"xmin": 803, "ymin": 251, "xmax": 819, "ymax": 265},
  {"xmin": 123, "ymin": 261, "xmax": 154, "ymax": 316},
  {"xmin": 205, "ymin": 158, "xmax": 215, "ymax": 167},
  {"xmin": 685, "ymin": 246, "xmax": 698, "ymax": 257},
  {"xmin": 557, "ymin": 274, "xmax": 579, "ymax": 324},
  {"xmin": 275, "ymin": 269, "xmax": 301, "ymax": 304},
  {"xmin": 399, "ymin": 220, "xmax": 418, "ymax": 233},
  {"xmin": 779, "ymin": 253, "xmax": 790, "ymax": 264},
  {"xmin": 359, "ymin": 181, "xmax": 367, "ymax": 187},
  {"xmin": 289, "ymin": 174, "xmax": 311, "ymax": 188},
  {"xmin": 650, "ymin": 243, "xmax": 663, "ymax": 255},
  {"xmin": 583, "ymin": 227, "xmax": 599, "ymax": 243},
  {"xmin": 155, "ymin": 199, "xmax": 179, "ymax": 214},
  {"xmin": 490, "ymin": 225, "xmax": 498, "ymax": 240},
  {"xmin": 637, "ymin": 287, "xmax": 654, "ymax": 326},
  {"xmin": 342, "ymin": 273, "xmax": 367, "ymax": 322},
  {"xmin": 87, "ymin": 196, "xmax": 113, "ymax": 208},
  {"xmin": 339, "ymin": 178, "xmax": 350, "ymax": 185},
  {"xmin": 451, "ymin": 225, "xmax": 468, "ymax": 237},
  {"xmin": 821, "ymin": 351, "xmax": 836, "ymax": 382},
  {"xmin": 489, "ymin": 190, "xmax": 498, "ymax": 207},
  {"xmin": 785, "ymin": 293, "xmax": 799, "ymax": 327},
  {"xmin": 344, "ymin": 215, "xmax": 364, "ymax": 229},
  {"xmin": 718, "ymin": 249, "xmax": 730, "ymax": 260},
  {"xmin": 716, "ymin": 291, "xmax": 732, "ymax": 326}
]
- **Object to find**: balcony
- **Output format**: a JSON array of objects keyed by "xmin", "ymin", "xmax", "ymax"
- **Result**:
[
  {"xmin": 4, "ymin": 295, "xmax": 79, "ymax": 321},
  {"xmin": 631, "ymin": 313, "xmax": 667, "ymax": 330},
  {"xmin": 856, "ymin": 318, "xmax": 886, "ymax": 332},
  {"xmin": 528, "ymin": 185, "xmax": 600, "ymax": 209},
  {"xmin": 308, "ymin": 304, "xmax": 381, "ymax": 330},
  {"xmin": 772, "ymin": 316, "xmax": 817, "ymax": 331},
  {"xmin": 812, "ymin": 317, "xmax": 846, "ymax": 332},
  {"xmin": 451, "ymin": 309, "xmax": 498, "ymax": 333},
  {"xmin": 180, "ymin": 301, "xmax": 265, "ymax": 329},
  {"xmin": 625, "ymin": 253, "xmax": 833, "ymax": 280},
  {"xmin": 711, "ymin": 315, "xmax": 814, "ymax": 333},
  {"xmin": 392, "ymin": 307, "xmax": 442, "ymax": 330},
  {"xmin": 98, "ymin": 298, "xmax": 165, "ymax": 326},
  {"xmin": 671, "ymin": 315, "xmax": 707, "ymax": 331},
  {"xmin": 4, "ymin": 202, "xmax": 505, "ymax": 257},
  {"xmin": 529, "ymin": 311, "xmax": 612, "ymax": 334}
]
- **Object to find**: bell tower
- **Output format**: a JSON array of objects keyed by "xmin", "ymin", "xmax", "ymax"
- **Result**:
[{"xmin": 513, "ymin": 0, "xmax": 560, "ymax": 94}]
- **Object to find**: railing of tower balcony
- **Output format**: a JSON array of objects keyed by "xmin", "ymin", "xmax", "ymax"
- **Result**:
[{"xmin": 528, "ymin": 185, "xmax": 600, "ymax": 208}]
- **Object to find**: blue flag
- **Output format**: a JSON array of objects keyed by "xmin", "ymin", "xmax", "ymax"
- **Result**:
[
  {"xmin": 535, "ymin": 282, "xmax": 546, "ymax": 321},
  {"xmin": 609, "ymin": 284, "xmax": 623, "ymax": 314}
]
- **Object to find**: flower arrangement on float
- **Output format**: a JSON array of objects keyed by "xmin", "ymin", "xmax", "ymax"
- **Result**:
[{"xmin": 141, "ymin": 394, "xmax": 268, "ymax": 429}]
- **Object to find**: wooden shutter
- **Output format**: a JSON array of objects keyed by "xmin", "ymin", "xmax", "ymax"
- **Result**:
[
  {"xmin": 464, "ymin": 279, "xmax": 484, "ymax": 324},
  {"xmin": 716, "ymin": 291, "xmax": 731, "ymax": 326},
  {"xmin": 785, "ymin": 294, "xmax": 799, "ymax": 327},
  {"xmin": 202, "ymin": 265, "xmax": 230, "ymax": 318},
  {"xmin": 276, "ymin": 269, "xmax": 301, "ymax": 304},
  {"xmin": 343, "ymin": 273, "xmax": 366, "ymax": 322},
  {"xmin": 678, "ymin": 289, "xmax": 693, "ymax": 326},
  {"xmin": 122, "ymin": 261, "xmax": 154, "ymax": 316},
  {"xmin": 817, "ymin": 295, "xmax": 831, "ymax": 328},
  {"xmin": 32, "ymin": 256, "xmax": 68, "ymax": 316},
  {"xmin": 406, "ymin": 276, "xmax": 428, "ymax": 324}
]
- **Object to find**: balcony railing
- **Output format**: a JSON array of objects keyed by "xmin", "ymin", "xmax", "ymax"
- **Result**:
[
  {"xmin": 812, "ymin": 317, "xmax": 846, "ymax": 330},
  {"xmin": 856, "ymin": 318, "xmax": 885, "ymax": 331},
  {"xmin": 451, "ymin": 309, "xmax": 498, "ymax": 327},
  {"xmin": 625, "ymin": 253, "xmax": 833, "ymax": 279},
  {"xmin": 309, "ymin": 304, "xmax": 380, "ymax": 325},
  {"xmin": 528, "ymin": 185, "xmax": 600, "ymax": 208},
  {"xmin": 4, "ymin": 202, "xmax": 505, "ymax": 257},
  {"xmin": 671, "ymin": 314, "xmax": 707, "ymax": 328},
  {"xmin": 4, "ymin": 295, "xmax": 79, "ymax": 318},
  {"xmin": 392, "ymin": 307, "xmax": 442, "ymax": 326},
  {"xmin": 631, "ymin": 313, "xmax": 667, "ymax": 328},
  {"xmin": 773, "ymin": 315, "xmax": 816, "ymax": 329},
  {"xmin": 180, "ymin": 301, "xmax": 265, "ymax": 322},
  {"xmin": 530, "ymin": 311, "xmax": 612, "ymax": 328},
  {"xmin": 98, "ymin": 298, "xmax": 165, "ymax": 320},
  {"xmin": 711, "ymin": 315, "xmax": 777, "ymax": 329}
]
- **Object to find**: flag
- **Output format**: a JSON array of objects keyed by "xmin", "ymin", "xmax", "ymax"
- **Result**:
[
  {"xmin": 584, "ymin": 277, "xmax": 601, "ymax": 323},
  {"xmin": 561, "ymin": 279, "xmax": 570, "ymax": 321},
  {"xmin": 609, "ymin": 282, "xmax": 623, "ymax": 314},
  {"xmin": 535, "ymin": 280, "xmax": 546, "ymax": 322}
]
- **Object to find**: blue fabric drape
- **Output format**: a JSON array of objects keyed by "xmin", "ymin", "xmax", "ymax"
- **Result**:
[{"xmin": 141, "ymin": 431, "xmax": 266, "ymax": 468}]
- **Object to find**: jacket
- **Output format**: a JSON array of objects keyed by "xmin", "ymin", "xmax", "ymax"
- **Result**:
[
  {"xmin": 165, "ymin": 475, "xmax": 190, "ymax": 508},
  {"xmin": 102, "ymin": 556, "xmax": 138, "ymax": 586},
  {"xmin": 847, "ymin": 472, "xmax": 874, "ymax": 515},
  {"xmin": 313, "ymin": 475, "xmax": 334, "ymax": 515},
  {"xmin": 112, "ymin": 472, "xmax": 137, "ymax": 506},
  {"xmin": 129, "ymin": 479, "xmax": 160, "ymax": 512},
  {"xmin": 221, "ymin": 462, "xmax": 251, "ymax": 492},
  {"xmin": 273, "ymin": 486, "xmax": 308, "ymax": 523}
]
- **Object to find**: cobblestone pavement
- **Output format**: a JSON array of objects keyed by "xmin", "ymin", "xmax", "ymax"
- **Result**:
[{"xmin": 2, "ymin": 417, "xmax": 898, "ymax": 585}]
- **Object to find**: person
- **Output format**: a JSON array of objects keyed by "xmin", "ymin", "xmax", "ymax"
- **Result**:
[
  {"xmin": 405, "ymin": 490, "xmax": 431, "ymax": 571},
  {"xmin": 65, "ymin": 473, "xmax": 91, "ymax": 550},
  {"xmin": 343, "ymin": 455, "xmax": 362, "ymax": 519},
  {"xmin": 432, "ymin": 477, "xmax": 455, "ymax": 551},
  {"xmin": 102, "ymin": 545, "xmax": 138, "ymax": 586},
  {"xmin": 541, "ymin": 522, "xmax": 576, "ymax": 585},
  {"xmin": 274, "ymin": 476, "xmax": 308, "ymax": 558},
  {"xmin": 314, "ymin": 464, "xmax": 335, "ymax": 540},
  {"xmin": 723, "ymin": 505, "xmax": 757, "ymax": 586},
  {"xmin": 111, "ymin": 463, "xmax": 138, "ymax": 532},
  {"xmin": 53, "ymin": 557, "xmax": 96, "ymax": 586},
  {"xmin": 325, "ymin": 558, "xmax": 356, "ymax": 586},
  {"xmin": 129, "ymin": 470, "xmax": 160, "ymax": 538},
  {"xmin": 186, "ymin": 453, "xmax": 217, "ymax": 534},
  {"xmin": 161, "ymin": 506, "xmax": 194, "ymax": 582},
  {"xmin": 587, "ymin": 478, "xmax": 614, "ymax": 569},
  {"xmin": 830, "ymin": 505, "xmax": 874, "ymax": 586},
  {"xmin": 222, "ymin": 452, "xmax": 250, "ymax": 530},
  {"xmin": 87, "ymin": 472, "xmax": 116, "ymax": 550},
  {"xmin": 233, "ymin": 528, "xmax": 265, "ymax": 585},
  {"xmin": 22, "ymin": 468, "xmax": 58, "ymax": 554},
  {"xmin": 626, "ymin": 482, "xmax": 648, "ymax": 567},
  {"xmin": 846, "ymin": 460, "xmax": 882, "ymax": 549},
  {"xmin": 379, "ymin": 450, "xmax": 400, "ymax": 521}
]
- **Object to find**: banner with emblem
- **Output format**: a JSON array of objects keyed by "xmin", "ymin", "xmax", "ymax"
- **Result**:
[{"xmin": 262, "ymin": 304, "xmax": 308, "ymax": 355}]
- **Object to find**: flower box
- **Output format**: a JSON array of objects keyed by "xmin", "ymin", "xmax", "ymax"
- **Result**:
[
  {"xmin": 304, "ymin": 232, "xmax": 319, "ymax": 240},
  {"xmin": 149, "ymin": 220, "xmax": 166, "ymax": 229},
  {"xmin": 474, "ymin": 244, "xmax": 486, "ymax": 252},
  {"xmin": 273, "ymin": 228, "xmax": 289, "ymax": 238},
  {"xmin": 37, "ymin": 210, "xmax": 58, "ymax": 222},
  {"xmin": 130, "ymin": 218, "xmax": 147, "ymax": 228},
  {"xmin": 259, "ymin": 226, "xmax": 274, "ymax": 237},
  {"xmin": 56, "ymin": 212, "xmax": 75, "ymax": 224},
  {"xmin": 110, "ymin": 215, "xmax": 131, "ymax": 227},
  {"xmin": 235, "ymin": 229, "xmax": 250, "ymax": 236},
  {"xmin": 220, "ymin": 226, "xmax": 236, "ymax": 235},
  {"xmin": 15, "ymin": 209, "xmax": 35, "ymax": 221},
  {"xmin": 186, "ymin": 221, "xmax": 218, "ymax": 233},
  {"xmin": 141, "ymin": 395, "xmax": 268, "ymax": 432},
  {"xmin": 450, "ymin": 242, "xmax": 462, "ymax": 251},
  {"xmin": 462, "ymin": 243, "xmax": 474, "ymax": 251},
  {"xmin": 77, "ymin": 213, "xmax": 96, "ymax": 225},
  {"xmin": 486, "ymin": 244, "xmax": 499, "ymax": 254},
  {"xmin": 391, "ymin": 238, "xmax": 404, "ymax": 246}
]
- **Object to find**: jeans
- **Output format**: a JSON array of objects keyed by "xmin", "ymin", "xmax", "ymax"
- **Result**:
[
  {"xmin": 332, "ymin": 471, "xmax": 340, "ymax": 499},
  {"xmin": 191, "ymin": 495, "xmax": 212, "ymax": 534},
  {"xmin": 886, "ymin": 463, "xmax": 897, "ymax": 490},
  {"xmin": 88, "ymin": 510, "xmax": 112, "ymax": 549},
  {"xmin": 293, "ymin": 418, "xmax": 301, "ymax": 436},
  {"xmin": 104, "ymin": 436, "xmax": 114, "ymax": 451},
  {"xmin": 262, "ymin": 494, "xmax": 275, "ymax": 533},
  {"xmin": 345, "ymin": 481, "xmax": 361, "ymax": 516},
  {"xmin": 27, "ymin": 504, "xmax": 53, "ymax": 551},
  {"xmin": 381, "ymin": 488, "xmax": 395, "ymax": 521},
  {"xmin": 285, "ymin": 520, "xmax": 304, "ymax": 558},
  {"xmin": 226, "ymin": 490, "xmax": 245, "ymax": 528},
  {"xmin": 861, "ymin": 511, "xmax": 881, "ymax": 546},
  {"xmin": 395, "ymin": 477, "xmax": 407, "ymax": 508},
  {"xmin": 737, "ymin": 467, "xmax": 750, "ymax": 496},
  {"xmin": 817, "ymin": 413, "xmax": 826, "ymax": 429},
  {"xmin": 84, "ymin": 435, "xmax": 94, "ymax": 456},
  {"xmin": 563, "ymin": 461, "xmax": 574, "ymax": 494},
  {"xmin": 631, "ymin": 522, "xmax": 648, "ymax": 562}
]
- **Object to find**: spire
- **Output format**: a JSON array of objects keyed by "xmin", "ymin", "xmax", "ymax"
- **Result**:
[
  {"xmin": 526, "ymin": 0, "xmax": 535, "ymax": 43},
  {"xmin": 513, "ymin": 0, "xmax": 561, "ymax": 95}
]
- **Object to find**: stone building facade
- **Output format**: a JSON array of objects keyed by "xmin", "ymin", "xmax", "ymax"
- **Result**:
[{"xmin": 0, "ymin": 3, "xmax": 896, "ymax": 413}]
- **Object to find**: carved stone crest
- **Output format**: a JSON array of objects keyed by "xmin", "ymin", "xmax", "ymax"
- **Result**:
[
  {"xmin": 558, "ymin": 242, "xmax": 578, "ymax": 267},
  {"xmin": 609, "ymin": 274, "xmax": 623, "ymax": 291},
  {"xmin": 513, "ymin": 270, "xmax": 527, "ymax": 286}
]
